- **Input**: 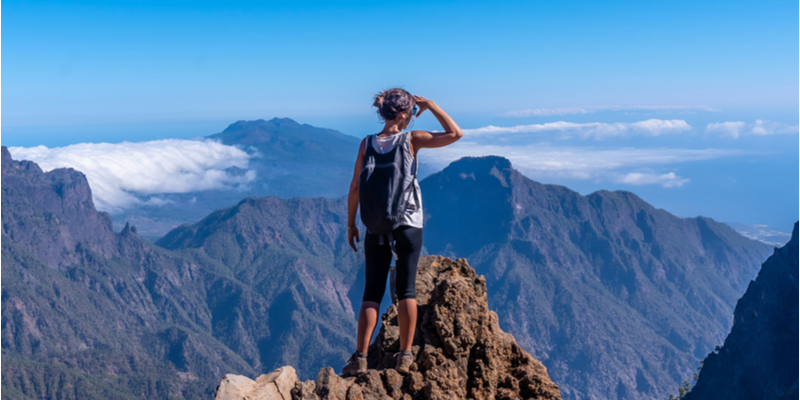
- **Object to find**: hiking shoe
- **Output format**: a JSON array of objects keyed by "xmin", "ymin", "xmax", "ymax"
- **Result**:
[
  {"xmin": 341, "ymin": 352, "xmax": 367, "ymax": 376},
  {"xmin": 394, "ymin": 352, "xmax": 413, "ymax": 374}
]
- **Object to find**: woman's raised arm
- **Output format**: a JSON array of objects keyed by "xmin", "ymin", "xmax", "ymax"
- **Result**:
[{"xmin": 411, "ymin": 95, "xmax": 463, "ymax": 150}]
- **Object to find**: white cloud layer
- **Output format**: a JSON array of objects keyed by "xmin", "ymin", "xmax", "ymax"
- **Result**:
[
  {"xmin": 464, "ymin": 119, "xmax": 692, "ymax": 139},
  {"xmin": 8, "ymin": 139, "xmax": 256, "ymax": 213},
  {"xmin": 501, "ymin": 105, "xmax": 717, "ymax": 117},
  {"xmin": 705, "ymin": 120, "xmax": 798, "ymax": 138},
  {"xmin": 423, "ymin": 141, "xmax": 743, "ymax": 187}
]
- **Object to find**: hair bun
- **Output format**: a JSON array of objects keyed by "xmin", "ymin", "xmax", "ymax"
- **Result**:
[{"xmin": 373, "ymin": 88, "xmax": 414, "ymax": 122}]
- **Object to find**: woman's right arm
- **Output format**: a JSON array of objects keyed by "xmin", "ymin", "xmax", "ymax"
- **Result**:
[{"xmin": 347, "ymin": 138, "xmax": 367, "ymax": 252}]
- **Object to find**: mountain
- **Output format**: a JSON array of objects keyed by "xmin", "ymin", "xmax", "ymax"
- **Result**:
[
  {"xmin": 215, "ymin": 256, "xmax": 563, "ymax": 400},
  {"xmin": 683, "ymin": 222, "xmax": 798, "ymax": 400},
  {"xmin": 1, "ymin": 146, "xmax": 251, "ymax": 399},
  {"xmin": 419, "ymin": 156, "xmax": 775, "ymax": 400},
  {"xmin": 3, "ymin": 148, "xmax": 777, "ymax": 400},
  {"xmin": 154, "ymin": 195, "xmax": 366, "ymax": 377},
  {"xmin": 0, "ymin": 146, "xmax": 363, "ymax": 399},
  {"xmin": 207, "ymin": 118, "xmax": 361, "ymax": 198},
  {"xmin": 112, "ymin": 118, "xmax": 362, "ymax": 241}
]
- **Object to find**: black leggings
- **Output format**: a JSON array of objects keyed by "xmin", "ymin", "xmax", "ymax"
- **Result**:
[{"xmin": 362, "ymin": 225, "xmax": 423, "ymax": 304}]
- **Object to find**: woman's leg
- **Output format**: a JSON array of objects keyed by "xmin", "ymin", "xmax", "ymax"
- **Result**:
[
  {"xmin": 393, "ymin": 226, "xmax": 423, "ymax": 352},
  {"xmin": 356, "ymin": 301, "xmax": 380, "ymax": 353},
  {"xmin": 397, "ymin": 298, "xmax": 417, "ymax": 352},
  {"xmin": 358, "ymin": 232, "xmax": 393, "ymax": 353}
]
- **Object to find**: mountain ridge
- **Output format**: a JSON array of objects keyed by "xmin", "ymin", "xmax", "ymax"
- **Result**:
[
  {"xmin": 2, "ymin": 147, "xmax": 775, "ymax": 400},
  {"xmin": 420, "ymin": 154, "xmax": 773, "ymax": 399}
]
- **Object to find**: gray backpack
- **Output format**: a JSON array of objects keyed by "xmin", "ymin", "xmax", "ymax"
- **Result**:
[{"xmin": 358, "ymin": 131, "xmax": 417, "ymax": 239}]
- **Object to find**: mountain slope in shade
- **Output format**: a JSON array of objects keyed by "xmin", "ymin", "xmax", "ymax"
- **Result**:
[
  {"xmin": 684, "ymin": 222, "xmax": 798, "ymax": 400},
  {"xmin": 420, "ymin": 155, "xmax": 774, "ymax": 400},
  {"xmin": 1, "ymin": 146, "xmax": 254, "ymax": 398},
  {"xmin": 0, "ymin": 146, "xmax": 363, "ymax": 399},
  {"xmin": 155, "ymin": 195, "xmax": 366, "ymax": 378}
]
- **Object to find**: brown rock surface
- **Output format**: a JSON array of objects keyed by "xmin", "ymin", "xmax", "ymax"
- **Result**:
[{"xmin": 214, "ymin": 255, "xmax": 561, "ymax": 399}]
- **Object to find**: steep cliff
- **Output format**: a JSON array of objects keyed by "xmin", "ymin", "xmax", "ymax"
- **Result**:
[
  {"xmin": 215, "ymin": 256, "xmax": 562, "ymax": 400},
  {"xmin": 684, "ymin": 222, "xmax": 798, "ymax": 400}
]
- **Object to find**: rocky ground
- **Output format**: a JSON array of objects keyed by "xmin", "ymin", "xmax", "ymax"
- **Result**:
[{"xmin": 214, "ymin": 255, "xmax": 562, "ymax": 400}]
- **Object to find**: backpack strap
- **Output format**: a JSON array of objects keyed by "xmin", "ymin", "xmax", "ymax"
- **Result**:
[
  {"xmin": 376, "ymin": 232, "xmax": 398, "ymax": 262},
  {"xmin": 365, "ymin": 134, "xmax": 374, "ymax": 155}
]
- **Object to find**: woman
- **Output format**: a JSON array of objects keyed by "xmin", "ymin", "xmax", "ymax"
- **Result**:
[{"xmin": 342, "ymin": 88, "xmax": 463, "ymax": 376}]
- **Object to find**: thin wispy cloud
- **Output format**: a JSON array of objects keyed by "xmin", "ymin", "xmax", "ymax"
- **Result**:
[
  {"xmin": 501, "ymin": 105, "xmax": 717, "ymax": 117},
  {"xmin": 705, "ymin": 120, "xmax": 798, "ymax": 138},
  {"xmin": 704, "ymin": 121, "xmax": 747, "ymax": 138},
  {"xmin": 8, "ymin": 139, "xmax": 256, "ymax": 213},
  {"xmin": 423, "ymin": 141, "xmax": 743, "ymax": 187},
  {"xmin": 464, "ymin": 119, "xmax": 692, "ymax": 139},
  {"xmin": 751, "ymin": 119, "xmax": 797, "ymax": 135},
  {"xmin": 617, "ymin": 172, "xmax": 690, "ymax": 188}
]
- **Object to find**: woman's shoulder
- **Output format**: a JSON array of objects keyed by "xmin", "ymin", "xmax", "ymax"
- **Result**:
[{"xmin": 358, "ymin": 136, "xmax": 368, "ymax": 153}]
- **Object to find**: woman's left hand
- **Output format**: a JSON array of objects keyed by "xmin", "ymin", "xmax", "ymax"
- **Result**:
[{"xmin": 348, "ymin": 226, "xmax": 360, "ymax": 252}]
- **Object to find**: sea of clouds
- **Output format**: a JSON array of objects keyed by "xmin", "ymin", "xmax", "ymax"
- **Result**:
[{"xmin": 8, "ymin": 138, "xmax": 256, "ymax": 213}]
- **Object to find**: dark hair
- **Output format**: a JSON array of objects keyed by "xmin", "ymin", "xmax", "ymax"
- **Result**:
[{"xmin": 373, "ymin": 88, "xmax": 415, "ymax": 121}]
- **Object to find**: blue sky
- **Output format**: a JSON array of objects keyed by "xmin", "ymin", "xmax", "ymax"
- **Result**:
[{"xmin": 3, "ymin": 0, "xmax": 798, "ymax": 232}]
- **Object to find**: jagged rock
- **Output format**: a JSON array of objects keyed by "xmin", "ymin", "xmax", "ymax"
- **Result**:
[
  {"xmin": 684, "ymin": 222, "xmax": 799, "ymax": 400},
  {"xmin": 214, "ymin": 366, "xmax": 299, "ymax": 400},
  {"xmin": 218, "ymin": 255, "xmax": 561, "ymax": 399}
]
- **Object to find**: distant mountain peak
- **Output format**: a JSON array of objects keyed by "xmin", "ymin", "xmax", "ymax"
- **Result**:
[
  {"xmin": 268, "ymin": 116, "xmax": 298, "ymax": 124},
  {"xmin": 445, "ymin": 155, "xmax": 514, "ymax": 173},
  {"xmin": 220, "ymin": 117, "xmax": 301, "ymax": 134},
  {"xmin": 208, "ymin": 118, "xmax": 355, "ymax": 147}
]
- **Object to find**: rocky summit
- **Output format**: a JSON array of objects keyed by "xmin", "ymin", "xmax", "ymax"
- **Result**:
[{"xmin": 214, "ymin": 255, "xmax": 562, "ymax": 400}]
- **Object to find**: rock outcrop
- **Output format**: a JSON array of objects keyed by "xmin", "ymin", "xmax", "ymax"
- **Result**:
[
  {"xmin": 214, "ymin": 255, "xmax": 562, "ymax": 400},
  {"xmin": 684, "ymin": 222, "xmax": 799, "ymax": 400}
]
